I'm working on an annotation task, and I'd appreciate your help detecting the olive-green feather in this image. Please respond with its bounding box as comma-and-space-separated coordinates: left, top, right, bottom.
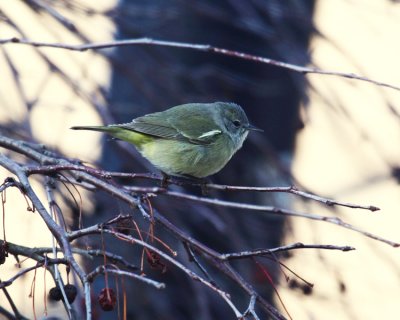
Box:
107, 104, 223, 145
165, 103, 223, 141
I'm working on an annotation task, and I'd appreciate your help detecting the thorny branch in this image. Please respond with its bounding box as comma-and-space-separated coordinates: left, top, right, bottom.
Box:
0, 37, 399, 92
0, 135, 398, 319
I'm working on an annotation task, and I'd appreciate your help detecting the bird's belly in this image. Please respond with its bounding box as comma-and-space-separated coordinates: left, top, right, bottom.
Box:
140, 139, 235, 178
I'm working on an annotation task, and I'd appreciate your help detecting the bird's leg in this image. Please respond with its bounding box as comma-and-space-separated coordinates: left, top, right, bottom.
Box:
199, 179, 210, 196
180, 176, 209, 195
180, 175, 210, 195
159, 173, 209, 195
160, 172, 171, 188
200, 185, 208, 196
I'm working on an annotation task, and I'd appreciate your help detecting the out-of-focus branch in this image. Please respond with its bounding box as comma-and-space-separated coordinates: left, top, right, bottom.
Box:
0, 286, 29, 320
0, 37, 399, 92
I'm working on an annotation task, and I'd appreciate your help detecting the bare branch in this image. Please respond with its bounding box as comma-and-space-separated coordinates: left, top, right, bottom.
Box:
25, 165, 380, 212
26, 0, 78, 32
0, 153, 92, 319
183, 243, 216, 286
71, 228, 244, 319
220, 243, 355, 261
87, 265, 165, 289
1, 134, 398, 320
148, 189, 399, 247
205, 184, 380, 212
0, 260, 66, 290
241, 295, 260, 320
0, 37, 399, 91
1, 134, 397, 248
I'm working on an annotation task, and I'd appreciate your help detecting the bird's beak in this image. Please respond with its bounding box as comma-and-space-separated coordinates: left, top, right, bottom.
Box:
245, 124, 263, 132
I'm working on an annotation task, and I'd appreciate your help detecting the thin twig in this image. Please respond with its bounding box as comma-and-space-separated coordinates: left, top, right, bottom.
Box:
157, 190, 399, 247
25, 165, 379, 212
87, 265, 165, 289
183, 243, 217, 287
20, 245, 138, 271
206, 184, 380, 212
0, 37, 399, 91
220, 243, 355, 261
44, 177, 73, 318
241, 295, 260, 320
72, 228, 244, 318
0, 261, 65, 289
26, 0, 78, 32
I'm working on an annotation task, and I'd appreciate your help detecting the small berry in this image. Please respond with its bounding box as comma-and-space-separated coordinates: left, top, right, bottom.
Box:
115, 218, 134, 235
98, 288, 116, 311
147, 252, 167, 274
48, 287, 62, 301
64, 284, 77, 303
0, 243, 8, 265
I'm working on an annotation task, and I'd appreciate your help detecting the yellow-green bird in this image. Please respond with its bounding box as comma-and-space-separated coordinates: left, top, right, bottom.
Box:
71, 102, 262, 178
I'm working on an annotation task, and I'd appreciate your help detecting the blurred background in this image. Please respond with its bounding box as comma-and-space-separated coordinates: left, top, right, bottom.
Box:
0, 0, 399, 319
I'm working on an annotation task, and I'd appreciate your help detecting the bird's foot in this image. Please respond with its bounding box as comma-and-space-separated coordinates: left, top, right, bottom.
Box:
160, 172, 171, 188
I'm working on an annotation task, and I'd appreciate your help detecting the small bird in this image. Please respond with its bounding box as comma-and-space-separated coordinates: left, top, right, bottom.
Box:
71, 102, 262, 178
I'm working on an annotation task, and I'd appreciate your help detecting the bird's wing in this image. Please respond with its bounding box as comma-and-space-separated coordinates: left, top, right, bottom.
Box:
167, 104, 223, 144
116, 105, 223, 145
115, 113, 182, 140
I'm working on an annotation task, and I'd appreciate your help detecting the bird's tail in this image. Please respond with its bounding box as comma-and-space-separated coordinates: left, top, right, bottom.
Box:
71, 125, 148, 148
70, 125, 112, 132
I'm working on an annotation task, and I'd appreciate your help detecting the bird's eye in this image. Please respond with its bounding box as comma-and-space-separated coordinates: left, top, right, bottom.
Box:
233, 120, 241, 127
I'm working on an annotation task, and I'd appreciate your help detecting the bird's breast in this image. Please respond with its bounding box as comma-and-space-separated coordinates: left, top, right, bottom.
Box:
139, 134, 237, 178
